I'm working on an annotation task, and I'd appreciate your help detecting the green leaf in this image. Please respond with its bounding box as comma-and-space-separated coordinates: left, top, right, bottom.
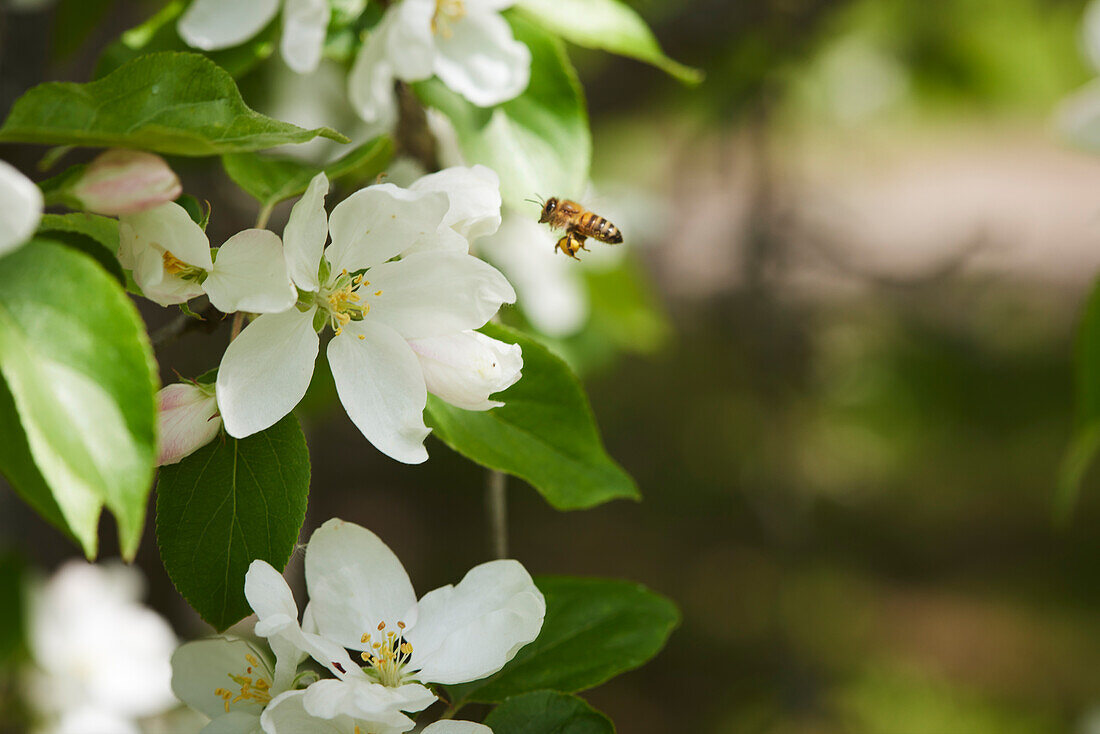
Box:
0, 240, 159, 559
95, 1, 276, 80
0, 52, 347, 156
415, 14, 589, 210
37, 213, 124, 285
448, 576, 678, 705
426, 323, 637, 510
156, 416, 311, 631
222, 135, 394, 218
514, 0, 701, 85
483, 691, 615, 734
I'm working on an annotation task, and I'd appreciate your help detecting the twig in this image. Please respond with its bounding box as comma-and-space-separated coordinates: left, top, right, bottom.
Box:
229, 312, 245, 341
486, 469, 508, 559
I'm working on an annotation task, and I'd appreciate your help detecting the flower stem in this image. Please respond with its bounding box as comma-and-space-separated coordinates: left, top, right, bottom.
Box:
486, 469, 508, 559
229, 312, 245, 341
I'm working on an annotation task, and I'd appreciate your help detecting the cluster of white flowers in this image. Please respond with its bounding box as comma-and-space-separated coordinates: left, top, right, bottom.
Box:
173, 518, 542, 734
178, 0, 531, 131
150, 164, 521, 466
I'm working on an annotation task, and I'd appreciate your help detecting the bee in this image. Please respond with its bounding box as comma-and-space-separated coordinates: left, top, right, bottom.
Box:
531, 197, 623, 260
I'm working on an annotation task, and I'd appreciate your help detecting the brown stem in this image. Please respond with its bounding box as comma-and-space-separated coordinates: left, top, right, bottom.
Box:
229, 312, 245, 341
395, 82, 440, 173
486, 469, 508, 559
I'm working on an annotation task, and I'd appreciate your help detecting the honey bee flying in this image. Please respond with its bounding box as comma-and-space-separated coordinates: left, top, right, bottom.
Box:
531, 197, 623, 260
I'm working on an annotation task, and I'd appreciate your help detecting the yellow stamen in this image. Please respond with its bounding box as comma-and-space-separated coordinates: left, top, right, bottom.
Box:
162, 251, 189, 275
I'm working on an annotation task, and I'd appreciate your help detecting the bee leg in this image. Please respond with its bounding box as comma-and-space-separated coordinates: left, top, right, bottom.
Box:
555, 234, 580, 260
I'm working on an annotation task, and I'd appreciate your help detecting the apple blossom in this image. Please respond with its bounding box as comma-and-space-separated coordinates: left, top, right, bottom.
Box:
69, 149, 181, 216
156, 382, 222, 466
25, 561, 177, 734
244, 519, 543, 729
118, 202, 297, 311
178, 0, 331, 74
0, 159, 43, 258
215, 171, 519, 464
348, 0, 531, 128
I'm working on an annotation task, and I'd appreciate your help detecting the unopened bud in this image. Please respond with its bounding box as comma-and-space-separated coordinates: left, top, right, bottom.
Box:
157, 382, 221, 465
71, 149, 182, 216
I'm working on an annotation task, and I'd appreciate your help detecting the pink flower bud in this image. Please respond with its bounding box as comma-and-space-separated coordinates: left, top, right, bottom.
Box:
71, 149, 182, 216
157, 383, 221, 466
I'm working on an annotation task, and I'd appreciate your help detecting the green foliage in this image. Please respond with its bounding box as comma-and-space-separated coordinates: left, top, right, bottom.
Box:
426, 323, 638, 510
0, 240, 158, 560
156, 416, 311, 630
448, 576, 678, 705
222, 135, 394, 219
36, 213, 124, 285
415, 14, 590, 210
0, 52, 347, 156
515, 0, 702, 85
483, 691, 615, 734
95, 1, 277, 80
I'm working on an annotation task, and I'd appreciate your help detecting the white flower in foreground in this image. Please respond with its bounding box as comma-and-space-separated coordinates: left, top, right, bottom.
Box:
118, 202, 297, 311
70, 149, 181, 216
215, 171, 518, 464
179, 0, 331, 74
246, 519, 543, 728
349, 0, 531, 128
157, 382, 222, 466
26, 561, 177, 734
0, 159, 43, 258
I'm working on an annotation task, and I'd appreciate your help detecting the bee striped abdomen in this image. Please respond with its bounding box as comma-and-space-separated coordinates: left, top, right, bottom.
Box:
579, 212, 623, 244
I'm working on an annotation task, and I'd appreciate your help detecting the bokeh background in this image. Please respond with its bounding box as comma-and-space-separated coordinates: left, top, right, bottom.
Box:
6, 0, 1100, 732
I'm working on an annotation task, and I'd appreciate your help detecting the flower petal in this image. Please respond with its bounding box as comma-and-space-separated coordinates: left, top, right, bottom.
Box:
281, 0, 331, 73
171, 638, 272, 719
178, 0, 279, 51
70, 150, 181, 216
133, 245, 206, 306
422, 722, 494, 734
433, 10, 531, 107
408, 560, 545, 685
304, 519, 418, 651
410, 165, 502, 242
386, 0, 436, 81
302, 679, 434, 723
262, 690, 360, 734
409, 331, 522, 410
245, 560, 300, 630
216, 309, 320, 438
156, 383, 221, 465
118, 201, 212, 271
361, 251, 515, 339
201, 711, 263, 734
284, 172, 329, 292
326, 184, 449, 273
348, 24, 399, 127
328, 322, 431, 464
0, 160, 42, 258
203, 229, 297, 314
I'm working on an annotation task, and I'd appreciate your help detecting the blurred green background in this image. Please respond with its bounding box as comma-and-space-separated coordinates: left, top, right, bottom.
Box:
6, 0, 1100, 732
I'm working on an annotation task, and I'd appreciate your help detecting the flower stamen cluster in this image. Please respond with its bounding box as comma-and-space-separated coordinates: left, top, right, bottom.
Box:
320, 269, 372, 335
432, 0, 466, 37
161, 249, 205, 281
213, 653, 273, 712
360, 621, 415, 687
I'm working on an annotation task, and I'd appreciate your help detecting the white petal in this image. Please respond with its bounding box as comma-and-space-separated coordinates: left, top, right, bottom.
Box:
156, 383, 221, 465
171, 638, 272, 719
304, 518, 419, 651
204, 229, 297, 314
55, 708, 141, 734
302, 679, 433, 723
133, 245, 206, 306
408, 560, 544, 685
262, 690, 358, 734
328, 322, 431, 464
433, 10, 531, 107
216, 309, 319, 438
118, 201, 212, 270
361, 251, 515, 339
479, 215, 588, 337
386, 0, 436, 81
410, 165, 502, 242
0, 160, 42, 257
422, 723, 494, 734
326, 183, 449, 273
281, 0, 331, 74
178, 0, 279, 50
245, 560, 299, 629
409, 331, 521, 410
284, 172, 329, 292
348, 24, 399, 127
424, 108, 468, 168
203, 711, 264, 734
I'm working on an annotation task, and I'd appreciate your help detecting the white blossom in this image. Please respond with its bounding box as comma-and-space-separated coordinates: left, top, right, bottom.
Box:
215, 170, 518, 464
349, 0, 531, 128
156, 382, 222, 466
0, 159, 43, 258
25, 561, 177, 734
